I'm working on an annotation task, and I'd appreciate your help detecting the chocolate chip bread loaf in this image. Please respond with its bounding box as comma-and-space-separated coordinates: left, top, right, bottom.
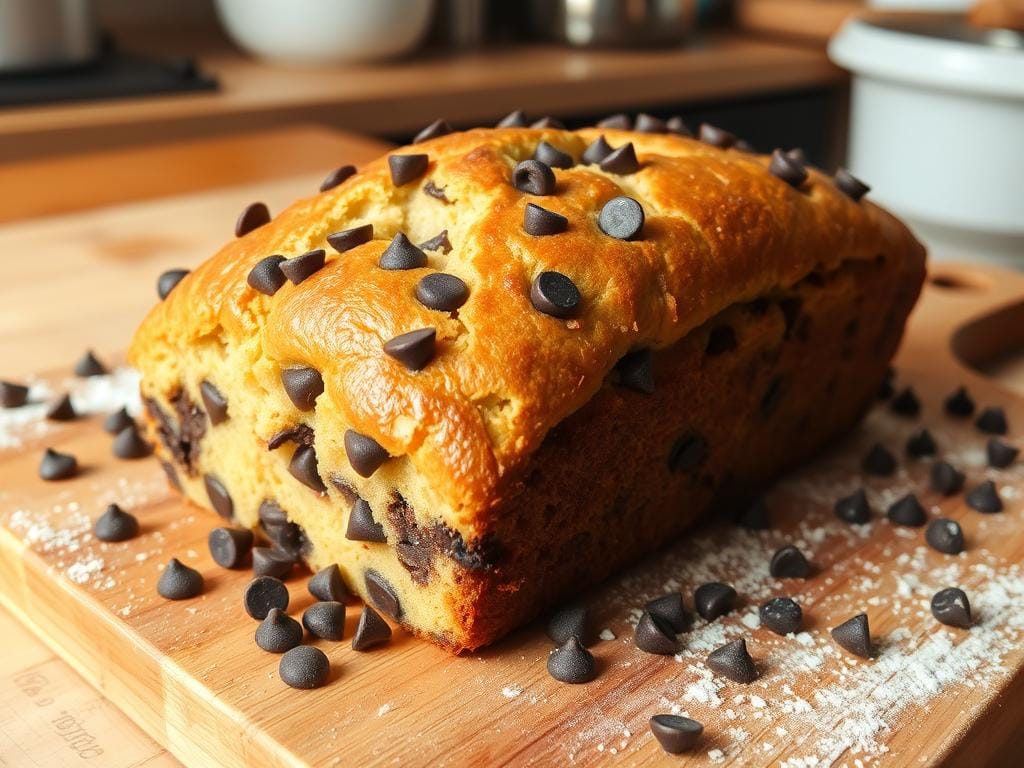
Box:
129, 120, 925, 652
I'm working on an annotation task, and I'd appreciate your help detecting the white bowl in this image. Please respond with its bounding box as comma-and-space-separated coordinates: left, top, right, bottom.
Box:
215, 0, 435, 65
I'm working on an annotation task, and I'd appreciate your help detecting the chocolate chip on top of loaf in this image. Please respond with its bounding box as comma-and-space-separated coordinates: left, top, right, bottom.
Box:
128, 118, 925, 652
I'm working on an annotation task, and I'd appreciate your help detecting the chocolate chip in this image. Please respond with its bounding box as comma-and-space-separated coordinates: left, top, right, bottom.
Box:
666, 116, 692, 136
599, 142, 640, 175
906, 428, 937, 458
255, 608, 303, 653
769, 148, 808, 188
94, 503, 139, 542
280, 367, 324, 412
244, 575, 289, 619
46, 394, 76, 421
699, 123, 736, 148
496, 109, 528, 128
925, 518, 965, 555
352, 605, 392, 650
987, 438, 1018, 469
786, 148, 807, 164
289, 445, 326, 493
975, 406, 1008, 435
598, 196, 644, 240
423, 180, 449, 202
235, 202, 270, 237
415, 273, 469, 313
319, 164, 356, 192
634, 113, 666, 133
760, 597, 802, 635
327, 223, 373, 254
157, 558, 203, 600
512, 159, 556, 196
419, 230, 452, 253
596, 113, 631, 130
634, 611, 678, 655
547, 604, 589, 645
547, 636, 596, 684
200, 380, 228, 425
944, 386, 975, 418
524, 203, 568, 236
344, 500, 385, 545
384, 327, 436, 371
668, 433, 708, 473
253, 547, 294, 579
113, 424, 153, 460
862, 443, 897, 476
530, 271, 580, 318
834, 488, 872, 524
835, 168, 870, 202
279, 645, 330, 689
379, 232, 428, 270
309, 564, 349, 602
831, 613, 872, 658
0, 381, 29, 408
650, 715, 703, 754
931, 587, 971, 629
208, 527, 253, 568
966, 480, 1003, 513
531, 116, 564, 129
533, 141, 573, 169
344, 431, 390, 478
203, 474, 234, 519
74, 350, 108, 377
706, 638, 757, 683
247, 255, 287, 296
581, 136, 613, 165
887, 494, 927, 527
280, 249, 326, 286
157, 269, 189, 300
694, 582, 736, 621
268, 423, 314, 451
646, 593, 688, 633
736, 498, 771, 530
39, 448, 78, 480
890, 387, 921, 417
770, 545, 810, 578
930, 461, 965, 496
614, 348, 654, 394
303, 601, 346, 641
365, 570, 402, 618
413, 118, 452, 143
388, 153, 429, 186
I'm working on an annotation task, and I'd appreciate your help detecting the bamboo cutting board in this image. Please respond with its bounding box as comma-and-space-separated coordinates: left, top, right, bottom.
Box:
1, 249, 1023, 767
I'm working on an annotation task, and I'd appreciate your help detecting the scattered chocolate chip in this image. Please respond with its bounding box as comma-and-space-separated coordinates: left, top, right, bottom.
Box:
379, 232, 428, 270
596, 113, 631, 130
735, 140, 756, 153
930, 461, 965, 496
966, 480, 1003, 513
303, 601, 346, 641
831, 613, 872, 658
524, 202, 568, 236
547, 604, 589, 645
46, 394, 76, 421
309, 564, 348, 602
634, 113, 666, 133
419, 230, 451, 253
157, 269, 189, 300
94, 503, 139, 542
327, 223, 373, 254
770, 545, 810, 578
547, 636, 596, 684
926, 518, 965, 555
598, 195, 644, 240
834, 488, 872, 524
530, 271, 580, 318
581, 135, 613, 165
279, 645, 330, 689
113, 424, 152, 460
280, 367, 324, 412
890, 387, 921, 417
533, 141, 573, 169
975, 406, 1008, 435
74, 350, 108, 377
835, 168, 870, 201
694, 582, 736, 621
931, 587, 972, 628
344, 431, 390, 478
699, 123, 736, 148
614, 348, 654, 394
39, 448, 78, 481
255, 608, 303, 653
365, 570, 402, 619
666, 116, 692, 136
415, 272, 469, 312
247, 255, 288, 296
423, 180, 449, 201
203, 474, 234, 519
289, 445, 327, 493
352, 605, 392, 650
512, 159, 556, 196
253, 547, 294, 579
906, 428, 937, 458
944, 386, 975, 418
531, 116, 565, 129
862, 443, 897, 476
280, 249, 326, 285
987, 438, 1018, 469
707, 638, 757, 683
346, 498, 387, 542
157, 558, 203, 600
769, 149, 808, 188
887, 494, 927, 527
413, 118, 452, 143
235, 202, 270, 237
383, 327, 437, 371
634, 611, 678, 655
244, 575, 289, 620
650, 715, 702, 754
208, 527, 253, 568
496, 109, 528, 128
759, 597, 802, 635
736, 498, 771, 530
668, 433, 708, 473
599, 142, 640, 175
268, 423, 314, 451
786, 148, 807, 164
388, 153, 429, 186
0, 381, 29, 408
319, 164, 356, 192
200, 380, 228, 425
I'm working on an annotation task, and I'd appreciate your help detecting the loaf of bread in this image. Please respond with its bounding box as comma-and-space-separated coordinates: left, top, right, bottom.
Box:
129, 120, 925, 652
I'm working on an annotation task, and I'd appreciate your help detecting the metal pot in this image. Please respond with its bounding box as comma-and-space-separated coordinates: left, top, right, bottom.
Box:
529, 0, 696, 48
0, 0, 100, 73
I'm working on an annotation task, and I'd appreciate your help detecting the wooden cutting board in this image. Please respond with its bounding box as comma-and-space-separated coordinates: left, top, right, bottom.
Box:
1, 251, 1023, 767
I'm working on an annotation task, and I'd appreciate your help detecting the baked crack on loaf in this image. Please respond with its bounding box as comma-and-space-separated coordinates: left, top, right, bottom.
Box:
129, 122, 926, 652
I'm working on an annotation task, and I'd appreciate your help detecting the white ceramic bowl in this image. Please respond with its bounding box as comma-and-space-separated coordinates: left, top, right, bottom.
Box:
215, 0, 435, 65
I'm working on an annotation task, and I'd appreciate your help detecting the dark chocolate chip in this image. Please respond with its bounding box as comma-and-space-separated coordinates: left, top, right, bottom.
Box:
599, 142, 640, 175
0, 381, 29, 408
736, 498, 771, 530
598, 196, 644, 240
303, 601, 346, 641
512, 159, 556, 196
255, 608, 303, 653
944, 386, 975, 418
699, 123, 736, 149
831, 613, 872, 658
113, 424, 152, 459
770, 545, 810, 578
280, 367, 324, 412
596, 113, 631, 130
614, 348, 654, 394
74, 350, 108, 377
531, 116, 565, 129
646, 593, 688, 633
346, 498, 388, 543
289, 445, 327, 493
94, 503, 139, 542
931, 587, 972, 629
547, 636, 596, 684
581, 136, 613, 165
530, 271, 580, 319
253, 547, 294, 579
694, 582, 736, 621
835, 168, 870, 202
388, 153, 429, 186
966, 480, 1003, 513
735, 140, 756, 152
523, 202, 568, 236
235, 202, 270, 237
834, 488, 872, 524
365, 570, 402, 619
258, 498, 289, 528
244, 575, 289, 620
279, 645, 330, 689
547, 604, 589, 645
930, 461, 965, 496
157, 269, 189, 300
309, 564, 349, 602
247, 255, 288, 296
650, 715, 703, 754
46, 394, 76, 421
759, 597, 803, 635
419, 230, 452, 253
926, 518, 965, 555
634, 113, 666, 133
352, 605, 392, 650
280, 249, 326, 285
268, 423, 314, 451
906, 428, 937, 458
668, 433, 708, 473
344, 431, 390, 478
705, 325, 737, 356
706, 638, 757, 683
533, 141, 573, 169
327, 223, 373, 253
39, 448, 78, 481
666, 116, 692, 136
975, 406, 1008, 435
496, 109, 528, 128
423, 180, 449, 202
887, 494, 927, 527
786, 148, 807, 164
987, 438, 1018, 469
862, 443, 897, 476
200, 380, 228, 425
208, 527, 253, 569
383, 327, 436, 371
319, 164, 356, 192
157, 558, 203, 600
890, 387, 921, 417
203, 474, 234, 519
634, 611, 678, 655
413, 118, 452, 144
416, 273, 469, 312
379, 232, 428, 270
769, 148, 808, 188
